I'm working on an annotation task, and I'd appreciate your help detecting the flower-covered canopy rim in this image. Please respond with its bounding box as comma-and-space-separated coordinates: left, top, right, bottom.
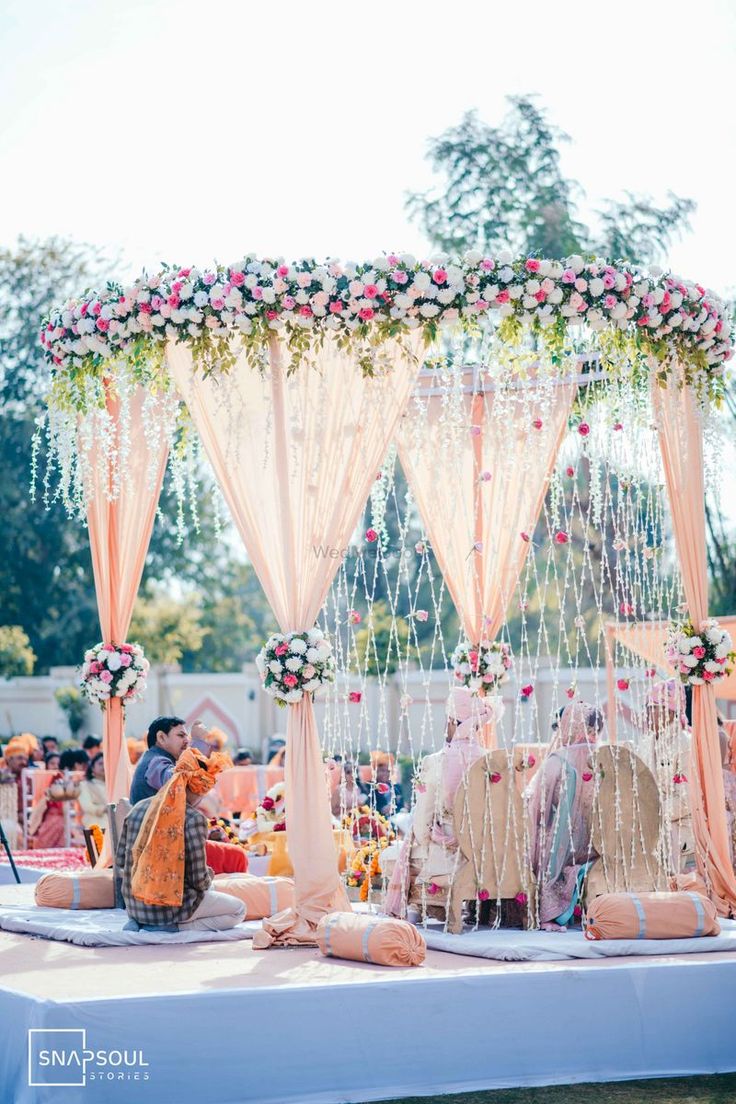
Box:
40, 251, 733, 412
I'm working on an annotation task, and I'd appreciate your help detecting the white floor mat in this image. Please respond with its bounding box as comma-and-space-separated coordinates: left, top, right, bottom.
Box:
420, 917, 736, 960
0, 903, 261, 946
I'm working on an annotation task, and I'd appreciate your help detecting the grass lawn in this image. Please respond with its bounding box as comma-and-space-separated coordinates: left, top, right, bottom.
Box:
374, 1075, 736, 1104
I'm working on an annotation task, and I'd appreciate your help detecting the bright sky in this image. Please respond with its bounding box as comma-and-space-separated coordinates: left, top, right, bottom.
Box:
1, 0, 735, 296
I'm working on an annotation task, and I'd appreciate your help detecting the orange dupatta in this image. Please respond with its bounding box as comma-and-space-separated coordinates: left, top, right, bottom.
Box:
130, 749, 230, 907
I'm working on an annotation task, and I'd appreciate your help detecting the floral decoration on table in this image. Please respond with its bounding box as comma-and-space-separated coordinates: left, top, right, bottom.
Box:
451, 640, 513, 693
40, 253, 733, 409
87, 823, 105, 859
207, 817, 248, 848
256, 628, 335, 706
665, 618, 735, 686
250, 782, 286, 834
346, 840, 386, 901
342, 804, 395, 845
79, 642, 149, 707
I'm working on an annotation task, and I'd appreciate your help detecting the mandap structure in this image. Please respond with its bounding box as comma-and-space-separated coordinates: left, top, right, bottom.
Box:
36, 249, 736, 943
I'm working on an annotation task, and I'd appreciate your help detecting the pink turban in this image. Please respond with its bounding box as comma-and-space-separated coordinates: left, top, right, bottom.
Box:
646, 678, 686, 715
447, 687, 498, 742
446, 686, 475, 724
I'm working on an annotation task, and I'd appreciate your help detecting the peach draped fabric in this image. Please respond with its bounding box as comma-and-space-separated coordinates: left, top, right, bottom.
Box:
86, 387, 169, 803
397, 375, 576, 746
651, 372, 736, 914
168, 333, 423, 945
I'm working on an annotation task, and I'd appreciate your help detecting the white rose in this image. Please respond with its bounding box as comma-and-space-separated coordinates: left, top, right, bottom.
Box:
306, 647, 320, 663
715, 644, 729, 659
689, 636, 703, 649
400, 253, 416, 267
682, 655, 699, 668
499, 266, 514, 283
705, 627, 722, 644
548, 287, 563, 305
302, 679, 320, 692
268, 661, 283, 675
508, 285, 524, 300
106, 653, 122, 672
419, 303, 440, 317
704, 661, 721, 673
285, 689, 304, 703
463, 250, 483, 266
589, 278, 604, 297
568, 255, 585, 274
289, 637, 308, 654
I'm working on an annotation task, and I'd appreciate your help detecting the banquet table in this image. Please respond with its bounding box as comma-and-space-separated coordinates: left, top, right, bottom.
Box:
215, 766, 284, 818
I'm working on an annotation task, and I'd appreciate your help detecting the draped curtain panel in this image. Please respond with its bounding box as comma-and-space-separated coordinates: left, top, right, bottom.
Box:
651, 372, 736, 914
397, 374, 576, 745
168, 333, 423, 945
85, 387, 170, 804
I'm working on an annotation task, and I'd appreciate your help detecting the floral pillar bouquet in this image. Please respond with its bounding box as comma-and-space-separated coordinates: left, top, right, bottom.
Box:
256, 628, 335, 706
450, 640, 513, 694
665, 618, 735, 686
79, 642, 149, 707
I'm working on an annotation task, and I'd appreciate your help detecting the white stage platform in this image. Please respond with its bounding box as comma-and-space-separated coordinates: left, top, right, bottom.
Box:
1, 885, 736, 1104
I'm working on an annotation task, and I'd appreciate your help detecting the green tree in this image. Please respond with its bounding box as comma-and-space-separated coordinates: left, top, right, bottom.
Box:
354, 598, 411, 677
129, 585, 207, 667
407, 97, 694, 264
54, 686, 88, 737
180, 561, 271, 672
0, 625, 36, 677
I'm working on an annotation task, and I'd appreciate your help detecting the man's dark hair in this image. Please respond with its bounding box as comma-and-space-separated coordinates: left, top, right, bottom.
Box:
41, 736, 58, 751
86, 752, 104, 781
146, 716, 185, 750
82, 734, 102, 751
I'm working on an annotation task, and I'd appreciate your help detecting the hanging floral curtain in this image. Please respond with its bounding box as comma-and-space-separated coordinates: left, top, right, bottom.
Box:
168, 333, 423, 946
397, 371, 576, 742
651, 370, 736, 914
85, 386, 171, 803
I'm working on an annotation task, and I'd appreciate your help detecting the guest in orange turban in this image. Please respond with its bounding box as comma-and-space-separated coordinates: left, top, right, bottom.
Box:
116, 749, 245, 932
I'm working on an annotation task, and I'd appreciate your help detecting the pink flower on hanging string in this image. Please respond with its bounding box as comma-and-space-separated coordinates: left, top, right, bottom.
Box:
582, 771, 594, 782
566, 687, 576, 699
573, 905, 582, 920
532, 418, 543, 430
376, 783, 390, 794
470, 425, 482, 437
515, 892, 528, 906
415, 541, 426, 554
415, 782, 427, 794
520, 532, 531, 543
554, 531, 569, 545
478, 889, 490, 901
526, 755, 536, 768
479, 470, 492, 482
646, 667, 657, 678
415, 610, 429, 622
521, 684, 534, 699
489, 772, 502, 784
613, 422, 624, 431
620, 602, 634, 616
427, 883, 440, 896
349, 691, 362, 703
674, 773, 688, 784
348, 609, 362, 625
578, 422, 590, 437
473, 541, 483, 553
566, 466, 575, 477
365, 529, 378, 543
617, 678, 630, 691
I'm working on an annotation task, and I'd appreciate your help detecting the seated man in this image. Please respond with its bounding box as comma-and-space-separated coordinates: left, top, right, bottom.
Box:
116, 748, 245, 932
130, 716, 190, 804
361, 752, 404, 817
384, 688, 496, 917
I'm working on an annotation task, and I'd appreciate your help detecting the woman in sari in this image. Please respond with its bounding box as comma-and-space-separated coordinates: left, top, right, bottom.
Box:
527, 700, 603, 930
643, 679, 694, 874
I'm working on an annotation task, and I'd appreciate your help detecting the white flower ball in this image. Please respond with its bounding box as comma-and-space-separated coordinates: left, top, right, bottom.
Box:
285, 656, 303, 672
269, 660, 284, 675
289, 637, 308, 654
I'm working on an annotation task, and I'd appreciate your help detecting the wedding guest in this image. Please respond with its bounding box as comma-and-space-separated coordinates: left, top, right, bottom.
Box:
331, 759, 363, 817
41, 736, 59, 757
44, 752, 61, 771
1, 737, 30, 825
719, 725, 736, 866
130, 716, 190, 804
59, 748, 90, 772
82, 734, 103, 753
126, 736, 146, 765
643, 679, 694, 874
234, 749, 254, 766
527, 700, 603, 930
27, 772, 66, 848
117, 748, 245, 932
79, 753, 109, 832
362, 753, 404, 816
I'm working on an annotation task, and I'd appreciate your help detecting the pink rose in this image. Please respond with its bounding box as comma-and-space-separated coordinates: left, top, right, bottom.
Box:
515, 892, 528, 906
532, 418, 543, 430
470, 425, 482, 436
252, 286, 264, 300
273, 821, 286, 832
489, 772, 502, 784
565, 465, 575, 477
495, 289, 510, 304
692, 646, 706, 659
299, 305, 313, 317
283, 674, 298, 688
261, 796, 275, 811
566, 687, 575, 699
96, 318, 110, 332
365, 529, 378, 543
525, 259, 541, 272
349, 691, 362, 703
415, 610, 429, 622
582, 771, 593, 782
282, 296, 296, 310
329, 300, 343, 314
427, 883, 440, 896
604, 295, 617, 310
703, 671, 715, 681
348, 610, 362, 625
561, 268, 576, 284
526, 755, 536, 768
363, 284, 378, 299
613, 422, 623, 431
358, 307, 375, 321
478, 889, 490, 901
230, 271, 245, 286
210, 297, 225, 311
521, 684, 534, 698
617, 678, 629, 691
119, 653, 132, 667
433, 268, 447, 284
578, 422, 590, 437
100, 671, 113, 684
277, 265, 290, 278
554, 531, 569, 545
275, 643, 289, 656
392, 269, 408, 285
302, 665, 316, 679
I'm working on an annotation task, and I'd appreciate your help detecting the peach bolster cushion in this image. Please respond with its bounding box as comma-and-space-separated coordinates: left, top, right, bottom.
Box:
34, 870, 115, 910
584, 891, 720, 941
316, 911, 426, 966
213, 873, 294, 919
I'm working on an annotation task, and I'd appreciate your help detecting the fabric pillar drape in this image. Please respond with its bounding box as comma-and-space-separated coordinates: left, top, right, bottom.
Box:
651, 371, 736, 914
167, 333, 423, 945
397, 375, 576, 744
85, 387, 170, 803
